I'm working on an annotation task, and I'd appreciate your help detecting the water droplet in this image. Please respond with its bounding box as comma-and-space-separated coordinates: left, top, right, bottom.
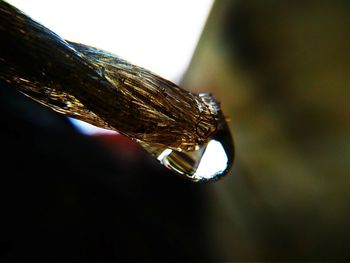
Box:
141, 113, 234, 182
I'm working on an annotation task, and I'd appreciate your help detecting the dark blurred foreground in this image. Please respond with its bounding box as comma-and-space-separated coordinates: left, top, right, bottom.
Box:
0, 85, 213, 262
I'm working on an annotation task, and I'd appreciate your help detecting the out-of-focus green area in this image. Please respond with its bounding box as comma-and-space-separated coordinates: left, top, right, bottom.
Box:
183, 0, 350, 260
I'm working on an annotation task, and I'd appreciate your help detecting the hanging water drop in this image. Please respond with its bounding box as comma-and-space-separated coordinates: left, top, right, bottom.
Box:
141, 112, 234, 182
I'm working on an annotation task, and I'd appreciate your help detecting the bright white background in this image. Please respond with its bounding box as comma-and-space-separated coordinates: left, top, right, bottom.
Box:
7, 0, 213, 82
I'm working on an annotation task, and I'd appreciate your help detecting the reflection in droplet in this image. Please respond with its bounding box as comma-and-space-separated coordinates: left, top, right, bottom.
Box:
141, 113, 234, 182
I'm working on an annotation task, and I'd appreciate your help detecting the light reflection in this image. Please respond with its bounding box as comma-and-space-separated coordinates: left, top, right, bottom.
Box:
68, 118, 118, 135
157, 149, 173, 162
194, 140, 228, 180
147, 113, 234, 182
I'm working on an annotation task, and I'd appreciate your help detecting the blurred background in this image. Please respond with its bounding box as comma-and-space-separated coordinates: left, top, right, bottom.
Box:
183, 0, 350, 260
2, 0, 350, 261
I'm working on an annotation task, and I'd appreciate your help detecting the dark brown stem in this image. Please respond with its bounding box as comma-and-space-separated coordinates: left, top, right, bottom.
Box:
0, 0, 219, 151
